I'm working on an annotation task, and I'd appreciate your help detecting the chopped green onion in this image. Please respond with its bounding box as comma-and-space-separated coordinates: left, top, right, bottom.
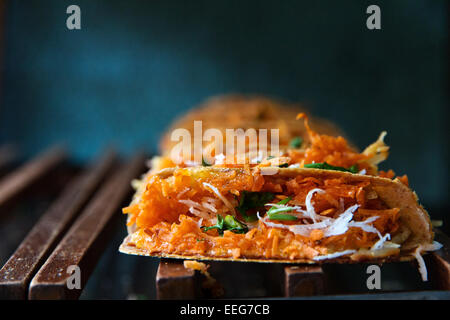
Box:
277, 196, 292, 205
202, 214, 224, 235
304, 162, 359, 174
201, 214, 248, 236
348, 164, 359, 173
223, 215, 248, 234
267, 206, 295, 215
266, 197, 292, 215
267, 213, 298, 221
236, 191, 274, 222
289, 137, 303, 149
266, 196, 298, 221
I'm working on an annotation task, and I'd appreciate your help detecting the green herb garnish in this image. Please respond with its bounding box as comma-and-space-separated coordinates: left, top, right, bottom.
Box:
289, 137, 303, 149
348, 164, 359, 174
202, 214, 224, 234
201, 214, 248, 236
266, 196, 298, 221
268, 213, 299, 221
304, 162, 359, 174
267, 206, 295, 215
277, 197, 292, 205
236, 191, 275, 222
224, 215, 248, 233
279, 163, 289, 168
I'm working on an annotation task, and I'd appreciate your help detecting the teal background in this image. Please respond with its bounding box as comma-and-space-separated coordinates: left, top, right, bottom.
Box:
0, 1, 448, 209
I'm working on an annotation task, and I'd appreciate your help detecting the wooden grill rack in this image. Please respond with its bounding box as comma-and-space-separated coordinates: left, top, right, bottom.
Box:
0, 145, 449, 300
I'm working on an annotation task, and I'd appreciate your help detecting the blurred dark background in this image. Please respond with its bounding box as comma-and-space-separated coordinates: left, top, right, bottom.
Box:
0, 1, 448, 214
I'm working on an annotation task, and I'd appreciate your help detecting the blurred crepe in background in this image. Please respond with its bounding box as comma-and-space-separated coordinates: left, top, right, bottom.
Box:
159, 94, 351, 161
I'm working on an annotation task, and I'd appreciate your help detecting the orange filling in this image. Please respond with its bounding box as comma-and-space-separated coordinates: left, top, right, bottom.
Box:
123, 168, 400, 260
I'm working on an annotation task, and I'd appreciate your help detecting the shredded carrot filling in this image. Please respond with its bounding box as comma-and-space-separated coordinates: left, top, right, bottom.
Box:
123, 168, 401, 260
289, 113, 369, 170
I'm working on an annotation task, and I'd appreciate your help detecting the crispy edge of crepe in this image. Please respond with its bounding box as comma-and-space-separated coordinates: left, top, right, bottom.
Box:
120, 167, 434, 263
118, 238, 417, 264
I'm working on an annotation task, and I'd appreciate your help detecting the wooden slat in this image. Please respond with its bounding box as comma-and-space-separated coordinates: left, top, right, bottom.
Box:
156, 259, 197, 299
0, 150, 116, 299
0, 146, 66, 209
284, 265, 325, 297
28, 153, 146, 300
429, 229, 450, 290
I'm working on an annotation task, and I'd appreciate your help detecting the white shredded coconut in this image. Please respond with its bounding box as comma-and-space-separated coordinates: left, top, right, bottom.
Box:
259, 188, 382, 240
371, 233, 391, 250
185, 160, 201, 166
348, 216, 381, 238
304, 188, 325, 222
423, 241, 443, 251
201, 201, 218, 213
178, 199, 216, 220
203, 182, 235, 214
250, 151, 265, 164
214, 153, 226, 165
414, 247, 429, 281
176, 187, 190, 199
323, 204, 359, 237
288, 221, 331, 237
178, 199, 201, 208
414, 241, 443, 281
313, 250, 356, 261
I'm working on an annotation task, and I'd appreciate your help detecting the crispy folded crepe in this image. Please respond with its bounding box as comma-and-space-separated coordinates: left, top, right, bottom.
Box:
120, 166, 438, 283
121, 110, 441, 281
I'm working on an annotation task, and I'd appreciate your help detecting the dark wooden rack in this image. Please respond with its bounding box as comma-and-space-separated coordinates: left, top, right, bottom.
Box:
0, 146, 146, 299
0, 145, 449, 300
156, 230, 450, 299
